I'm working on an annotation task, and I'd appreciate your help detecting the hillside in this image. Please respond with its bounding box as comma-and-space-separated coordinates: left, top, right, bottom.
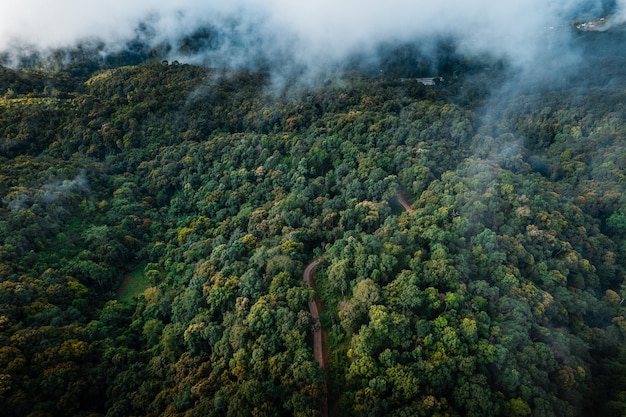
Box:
1, 59, 626, 417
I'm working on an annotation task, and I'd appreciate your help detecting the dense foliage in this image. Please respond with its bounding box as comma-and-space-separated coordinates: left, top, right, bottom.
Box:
1, 55, 625, 417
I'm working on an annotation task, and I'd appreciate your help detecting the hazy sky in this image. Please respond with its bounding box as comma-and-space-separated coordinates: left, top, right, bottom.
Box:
0, 0, 617, 70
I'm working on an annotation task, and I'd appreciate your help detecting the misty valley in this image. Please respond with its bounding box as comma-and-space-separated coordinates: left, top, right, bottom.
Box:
1, 16, 626, 417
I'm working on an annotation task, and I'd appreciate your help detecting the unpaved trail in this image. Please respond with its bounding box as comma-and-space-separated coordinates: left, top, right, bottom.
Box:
302, 194, 412, 416
303, 260, 324, 367
303, 259, 328, 417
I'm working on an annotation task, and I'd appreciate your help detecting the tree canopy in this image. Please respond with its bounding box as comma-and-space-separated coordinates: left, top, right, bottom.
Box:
1, 51, 626, 417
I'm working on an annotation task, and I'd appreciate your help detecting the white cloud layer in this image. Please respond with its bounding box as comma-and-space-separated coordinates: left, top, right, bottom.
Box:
0, 0, 612, 71
611, 0, 626, 24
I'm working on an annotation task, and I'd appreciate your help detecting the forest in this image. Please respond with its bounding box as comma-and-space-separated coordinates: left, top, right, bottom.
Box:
1, 37, 626, 417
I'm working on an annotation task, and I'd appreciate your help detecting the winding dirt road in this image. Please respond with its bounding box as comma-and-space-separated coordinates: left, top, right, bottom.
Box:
302, 259, 329, 417
303, 260, 324, 367
302, 194, 412, 416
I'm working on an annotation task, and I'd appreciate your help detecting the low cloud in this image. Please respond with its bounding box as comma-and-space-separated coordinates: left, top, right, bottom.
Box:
40, 171, 89, 205
0, 0, 608, 78
608, 0, 626, 25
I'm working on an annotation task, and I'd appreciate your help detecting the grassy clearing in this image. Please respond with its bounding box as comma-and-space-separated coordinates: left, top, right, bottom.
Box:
116, 262, 149, 303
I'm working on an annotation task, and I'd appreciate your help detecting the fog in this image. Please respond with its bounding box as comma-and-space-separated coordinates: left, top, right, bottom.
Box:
611, 0, 626, 24
0, 0, 615, 78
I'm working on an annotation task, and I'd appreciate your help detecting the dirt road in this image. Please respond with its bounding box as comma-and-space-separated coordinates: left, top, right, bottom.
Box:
302, 259, 328, 417
301, 194, 411, 416
303, 260, 324, 367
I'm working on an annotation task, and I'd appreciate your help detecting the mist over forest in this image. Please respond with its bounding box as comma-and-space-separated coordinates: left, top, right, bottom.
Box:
1, 1, 626, 417
0, 0, 622, 80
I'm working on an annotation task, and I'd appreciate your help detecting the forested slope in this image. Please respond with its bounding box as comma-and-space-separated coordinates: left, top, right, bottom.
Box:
1, 60, 625, 417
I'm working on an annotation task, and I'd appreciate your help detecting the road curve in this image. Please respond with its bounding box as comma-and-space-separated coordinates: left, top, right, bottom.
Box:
302, 259, 329, 417
302, 194, 411, 416
303, 260, 324, 367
